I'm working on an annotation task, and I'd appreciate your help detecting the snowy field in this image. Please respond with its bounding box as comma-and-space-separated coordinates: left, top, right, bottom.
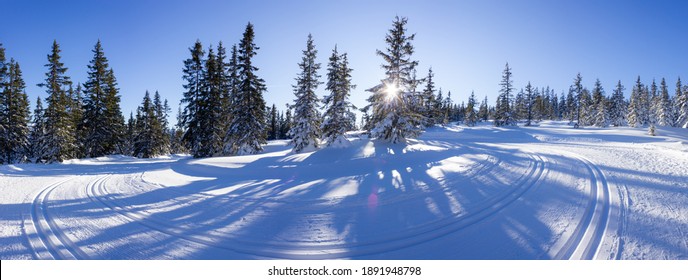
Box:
1, 121, 687, 260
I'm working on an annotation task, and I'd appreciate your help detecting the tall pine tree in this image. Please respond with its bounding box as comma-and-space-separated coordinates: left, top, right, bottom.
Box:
38, 40, 75, 162
225, 22, 268, 155
656, 78, 674, 126
366, 16, 422, 143
29, 97, 48, 163
82, 40, 124, 157
495, 63, 515, 126
0, 60, 30, 164
609, 80, 626, 127
322, 46, 356, 147
180, 40, 205, 156
289, 34, 322, 153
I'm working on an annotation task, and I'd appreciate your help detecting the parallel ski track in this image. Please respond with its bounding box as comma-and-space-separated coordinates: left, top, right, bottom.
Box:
87, 153, 547, 259
23, 177, 89, 260
553, 155, 615, 260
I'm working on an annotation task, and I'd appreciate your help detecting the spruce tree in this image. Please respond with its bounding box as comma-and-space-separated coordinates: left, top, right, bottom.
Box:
268, 104, 278, 140
0, 45, 7, 161
524, 82, 534, 126
569, 73, 585, 127
29, 97, 48, 163
435, 89, 445, 124
494, 63, 515, 126
38, 40, 75, 162
627, 77, 645, 127
197, 46, 224, 157
153, 91, 171, 155
676, 77, 688, 128
180, 40, 205, 156
82, 40, 124, 157
656, 78, 674, 126
289, 34, 322, 153
225, 22, 268, 155
478, 95, 489, 122
134, 91, 157, 158
591, 79, 608, 127
421, 68, 437, 126
1, 61, 31, 164
322, 46, 356, 147
609, 81, 626, 127
464, 91, 478, 126
70, 83, 85, 158
366, 16, 422, 143
123, 112, 135, 156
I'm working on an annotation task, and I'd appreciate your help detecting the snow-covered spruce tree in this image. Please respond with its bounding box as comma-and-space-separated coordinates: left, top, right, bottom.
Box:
366, 16, 422, 143
656, 78, 674, 126
82, 40, 124, 157
0, 60, 31, 164
280, 107, 293, 140
442, 91, 453, 123
569, 73, 587, 127
180, 40, 205, 156
591, 79, 608, 127
123, 112, 135, 156
514, 88, 526, 121
674, 78, 688, 128
494, 63, 515, 126
268, 104, 278, 140
196, 46, 224, 157
524, 82, 535, 126
104, 69, 126, 154
609, 80, 626, 127
435, 89, 446, 124
0, 44, 7, 141
478, 95, 489, 122
170, 105, 188, 154
322, 46, 356, 147
420, 68, 437, 126
133, 91, 164, 158
627, 77, 651, 127
217, 42, 232, 127
70, 83, 85, 158
153, 91, 171, 155
289, 34, 322, 153
38, 40, 76, 162
29, 97, 48, 163
225, 22, 268, 155
464, 91, 478, 126
649, 79, 659, 125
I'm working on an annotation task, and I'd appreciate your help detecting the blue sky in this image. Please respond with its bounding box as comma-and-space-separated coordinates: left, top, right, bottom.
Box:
2, 0, 687, 122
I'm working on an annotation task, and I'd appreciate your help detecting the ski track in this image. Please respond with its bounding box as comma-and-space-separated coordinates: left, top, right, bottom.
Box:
22, 177, 88, 260
87, 153, 547, 259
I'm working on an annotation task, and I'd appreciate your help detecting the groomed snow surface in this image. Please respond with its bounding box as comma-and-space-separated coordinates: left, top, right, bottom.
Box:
1, 121, 687, 260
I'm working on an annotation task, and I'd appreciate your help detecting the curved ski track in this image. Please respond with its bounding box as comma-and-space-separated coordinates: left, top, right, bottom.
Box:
87, 153, 549, 259
23, 177, 89, 260
553, 154, 620, 260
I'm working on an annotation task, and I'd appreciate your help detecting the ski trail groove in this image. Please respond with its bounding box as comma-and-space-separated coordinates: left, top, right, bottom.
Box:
554, 155, 616, 260
88, 154, 547, 259
22, 177, 88, 260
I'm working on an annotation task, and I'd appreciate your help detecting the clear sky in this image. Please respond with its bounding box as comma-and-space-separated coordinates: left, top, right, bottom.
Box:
2, 0, 687, 122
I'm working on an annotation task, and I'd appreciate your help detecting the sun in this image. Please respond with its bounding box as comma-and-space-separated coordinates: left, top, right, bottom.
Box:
384, 82, 400, 102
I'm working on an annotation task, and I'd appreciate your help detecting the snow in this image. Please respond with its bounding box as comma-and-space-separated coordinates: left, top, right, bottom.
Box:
1, 121, 687, 259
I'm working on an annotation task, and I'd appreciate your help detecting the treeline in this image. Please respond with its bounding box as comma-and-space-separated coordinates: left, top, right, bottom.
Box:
1, 17, 687, 164
487, 64, 688, 129
1, 40, 128, 164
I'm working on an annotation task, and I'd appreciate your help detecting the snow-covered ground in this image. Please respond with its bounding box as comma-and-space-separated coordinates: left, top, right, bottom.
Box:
1, 121, 687, 260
